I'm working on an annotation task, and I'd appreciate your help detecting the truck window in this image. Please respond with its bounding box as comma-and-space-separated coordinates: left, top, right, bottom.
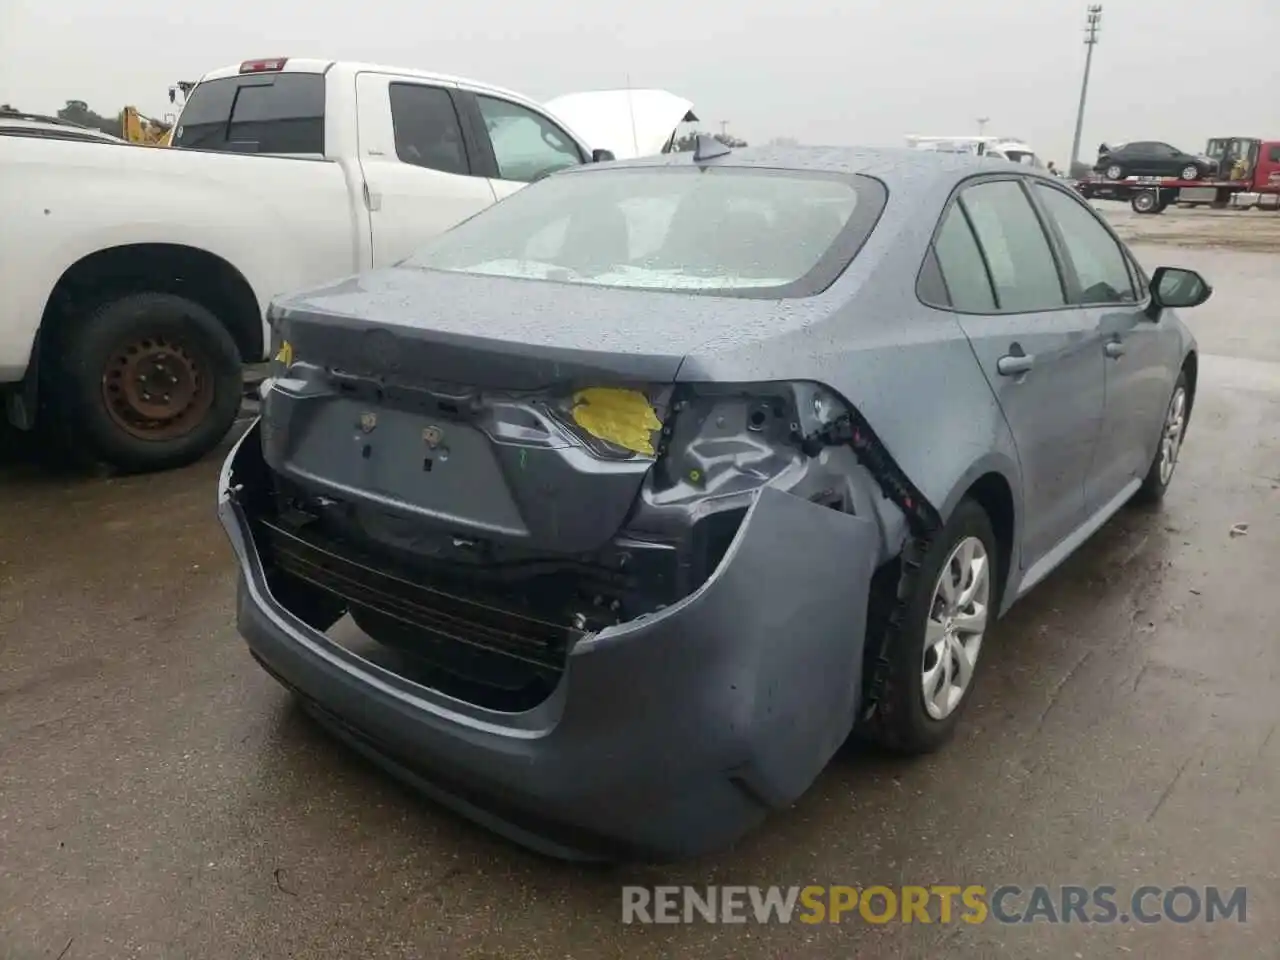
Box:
173, 74, 325, 154
475, 95, 583, 183
1269, 145, 1280, 164
388, 83, 470, 176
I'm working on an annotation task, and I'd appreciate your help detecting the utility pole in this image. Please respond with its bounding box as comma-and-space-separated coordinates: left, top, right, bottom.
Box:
1068, 4, 1103, 172
977, 117, 990, 136
719, 120, 729, 138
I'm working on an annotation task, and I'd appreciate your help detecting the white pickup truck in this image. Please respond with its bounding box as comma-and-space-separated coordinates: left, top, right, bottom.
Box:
0, 57, 695, 472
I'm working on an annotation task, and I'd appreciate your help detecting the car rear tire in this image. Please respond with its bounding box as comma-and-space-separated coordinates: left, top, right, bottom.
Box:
1105, 163, 1125, 180
1180, 164, 1200, 181
50, 292, 243, 473
1133, 370, 1190, 505
867, 498, 999, 755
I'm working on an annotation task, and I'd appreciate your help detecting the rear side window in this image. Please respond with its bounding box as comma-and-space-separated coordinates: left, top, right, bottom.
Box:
388, 83, 469, 176
173, 74, 325, 154
1269, 145, 1280, 164
932, 204, 997, 312
959, 180, 1065, 312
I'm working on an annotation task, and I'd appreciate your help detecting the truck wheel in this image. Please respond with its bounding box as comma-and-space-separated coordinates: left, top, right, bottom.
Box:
57, 292, 242, 473
1132, 190, 1160, 214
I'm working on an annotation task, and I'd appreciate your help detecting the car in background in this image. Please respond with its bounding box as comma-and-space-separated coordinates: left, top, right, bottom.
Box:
1095, 141, 1218, 181
0, 110, 123, 144
219, 142, 1211, 861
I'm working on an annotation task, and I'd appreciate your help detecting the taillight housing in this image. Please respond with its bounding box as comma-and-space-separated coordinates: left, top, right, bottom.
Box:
239, 58, 288, 74
548, 385, 672, 460
651, 381, 849, 494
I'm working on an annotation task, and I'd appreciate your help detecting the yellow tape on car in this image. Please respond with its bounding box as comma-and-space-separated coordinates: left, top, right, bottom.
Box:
570, 387, 662, 456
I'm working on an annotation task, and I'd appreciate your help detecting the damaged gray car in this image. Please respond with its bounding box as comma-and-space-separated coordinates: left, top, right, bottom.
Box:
218, 141, 1211, 861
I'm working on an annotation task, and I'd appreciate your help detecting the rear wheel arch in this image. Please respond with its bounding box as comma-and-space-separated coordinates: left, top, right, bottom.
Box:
959, 472, 1016, 610
33, 243, 259, 471
935, 461, 1020, 609
40, 242, 263, 363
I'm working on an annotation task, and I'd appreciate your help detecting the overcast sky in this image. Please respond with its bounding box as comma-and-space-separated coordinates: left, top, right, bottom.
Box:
2, 0, 1275, 164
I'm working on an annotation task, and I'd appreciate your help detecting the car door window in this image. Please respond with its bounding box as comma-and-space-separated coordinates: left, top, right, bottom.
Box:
931, 203, 997, 312
476, 95, 583, 183
1033, 184, 1137, 304
958, 180, 1065, 312
388, 83, 470, 175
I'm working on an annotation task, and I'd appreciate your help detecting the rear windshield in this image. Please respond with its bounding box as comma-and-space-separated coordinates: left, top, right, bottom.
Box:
404, 166, 886, 298
172, 73, 325, 154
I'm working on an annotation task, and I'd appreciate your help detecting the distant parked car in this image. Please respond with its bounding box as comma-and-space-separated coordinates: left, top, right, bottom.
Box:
1095, 141, 1218, 181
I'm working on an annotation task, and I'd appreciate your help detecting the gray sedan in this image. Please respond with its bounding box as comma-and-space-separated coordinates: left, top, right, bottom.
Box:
218, 142, 1210, 861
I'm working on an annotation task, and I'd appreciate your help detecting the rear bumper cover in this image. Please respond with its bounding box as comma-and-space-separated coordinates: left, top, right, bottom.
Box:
218, 422, 879, 861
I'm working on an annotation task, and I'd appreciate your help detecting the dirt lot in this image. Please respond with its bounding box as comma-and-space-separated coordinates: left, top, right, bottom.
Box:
1104, 202, 1280, 254
2, 206, 1278, 959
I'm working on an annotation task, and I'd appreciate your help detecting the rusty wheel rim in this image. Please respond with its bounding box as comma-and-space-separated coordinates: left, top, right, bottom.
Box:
101, 335, 214, 441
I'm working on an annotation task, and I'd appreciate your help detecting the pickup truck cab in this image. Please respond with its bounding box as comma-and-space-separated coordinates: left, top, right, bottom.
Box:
0, 57, 694, 472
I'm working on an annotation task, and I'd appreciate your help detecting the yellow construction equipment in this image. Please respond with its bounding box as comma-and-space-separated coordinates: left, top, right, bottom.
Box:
120, 106, 173, 146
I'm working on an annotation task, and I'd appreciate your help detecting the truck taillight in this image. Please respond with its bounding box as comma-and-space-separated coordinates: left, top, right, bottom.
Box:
239, 58, 288, 73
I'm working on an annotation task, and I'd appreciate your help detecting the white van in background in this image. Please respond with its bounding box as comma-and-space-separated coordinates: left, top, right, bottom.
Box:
905, 135, 1044, 168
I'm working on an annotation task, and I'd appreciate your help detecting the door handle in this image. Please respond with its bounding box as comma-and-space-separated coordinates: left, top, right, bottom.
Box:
1104, 340, 1126, 358
996, 353, 1036, 376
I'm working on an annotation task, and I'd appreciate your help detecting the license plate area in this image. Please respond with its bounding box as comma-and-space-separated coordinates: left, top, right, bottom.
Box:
280, 397, 530, 539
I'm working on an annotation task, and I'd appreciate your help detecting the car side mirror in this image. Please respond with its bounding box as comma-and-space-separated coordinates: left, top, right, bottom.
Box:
1146, 266, 1211, 319
591, 148, 616, 163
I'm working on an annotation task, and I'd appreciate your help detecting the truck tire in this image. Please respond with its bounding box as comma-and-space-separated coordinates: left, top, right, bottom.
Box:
54, 292, 242, 473
1132, 190, 1161, 214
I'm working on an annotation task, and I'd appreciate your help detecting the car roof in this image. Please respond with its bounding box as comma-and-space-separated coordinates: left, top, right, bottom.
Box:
567, 143, 1053, 190
0, 112, 123, 142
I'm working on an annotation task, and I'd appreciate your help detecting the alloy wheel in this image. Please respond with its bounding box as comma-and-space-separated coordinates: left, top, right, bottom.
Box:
921, 536, 991, 721
1158, 385, 1188, 486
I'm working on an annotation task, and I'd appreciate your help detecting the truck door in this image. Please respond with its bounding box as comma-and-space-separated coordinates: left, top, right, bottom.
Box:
1257, 142, 1280, 193
354, 73, 497, 268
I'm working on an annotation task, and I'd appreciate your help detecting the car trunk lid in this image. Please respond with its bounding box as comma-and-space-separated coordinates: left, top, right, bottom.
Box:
261, 266, 777, 556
